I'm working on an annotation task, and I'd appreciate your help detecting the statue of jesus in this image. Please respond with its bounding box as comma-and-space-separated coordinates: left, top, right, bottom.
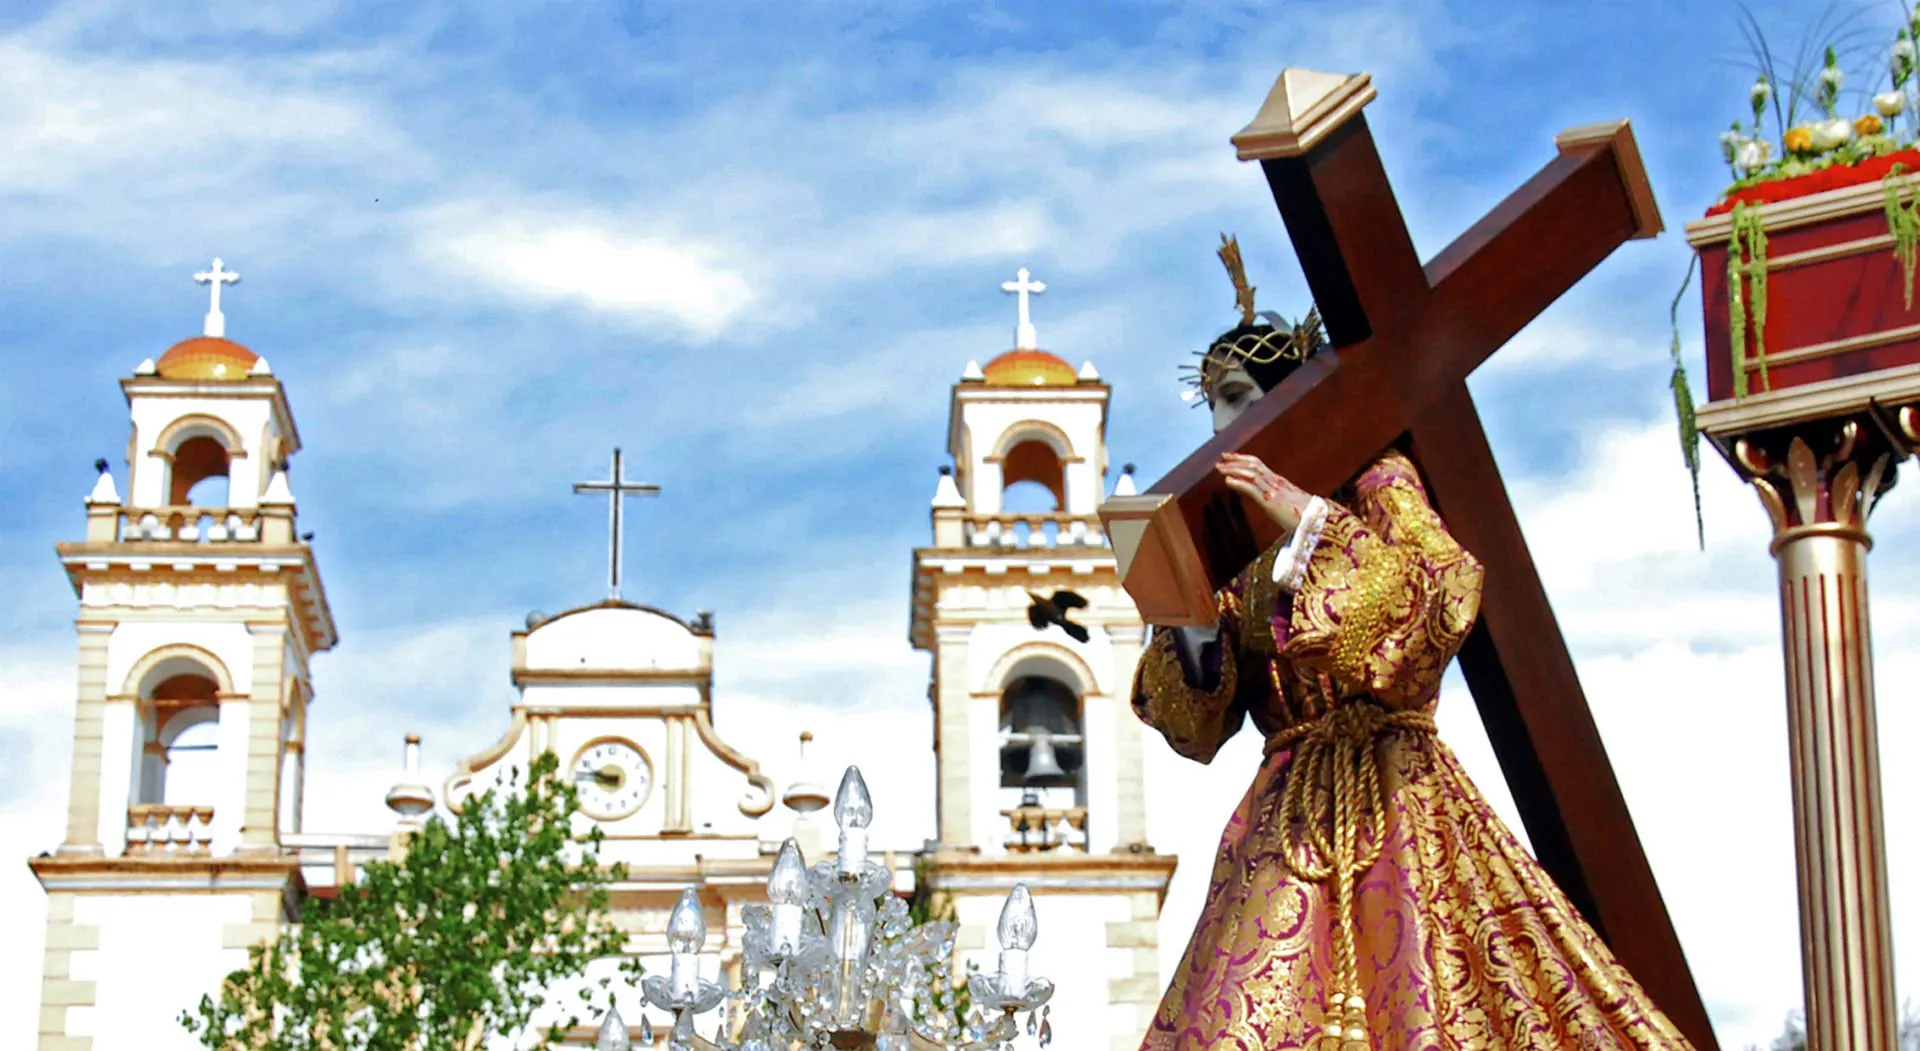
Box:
1131, 237, 1695, 1051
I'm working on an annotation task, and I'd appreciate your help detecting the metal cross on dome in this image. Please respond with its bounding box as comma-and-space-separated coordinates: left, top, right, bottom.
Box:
1001, 266, 1047, 349
194, 258, 240, 338
572, 447, 661, 601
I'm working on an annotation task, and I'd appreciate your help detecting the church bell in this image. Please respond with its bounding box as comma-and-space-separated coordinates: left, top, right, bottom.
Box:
1022, 726, 1068, 782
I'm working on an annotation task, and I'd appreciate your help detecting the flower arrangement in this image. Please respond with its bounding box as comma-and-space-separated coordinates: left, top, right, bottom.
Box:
1667, 5, 1920, 548
1712, 6, 1920, 206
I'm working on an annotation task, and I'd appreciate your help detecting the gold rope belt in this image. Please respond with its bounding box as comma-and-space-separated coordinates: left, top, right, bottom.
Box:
1264, 702, 1437, 1051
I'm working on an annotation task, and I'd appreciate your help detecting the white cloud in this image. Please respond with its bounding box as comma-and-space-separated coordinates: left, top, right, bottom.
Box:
410, 202, 757, 339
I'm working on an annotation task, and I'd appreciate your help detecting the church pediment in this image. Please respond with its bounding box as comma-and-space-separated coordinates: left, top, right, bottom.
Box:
446, 600, 771, 845
512, 600, 713, 687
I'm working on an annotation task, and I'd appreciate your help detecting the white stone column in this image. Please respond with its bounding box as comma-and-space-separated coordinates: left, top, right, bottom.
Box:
214, 693, 253, 855
1107, 625, 1149, 847
933, 626, 974, 846
96, 698, 138, 856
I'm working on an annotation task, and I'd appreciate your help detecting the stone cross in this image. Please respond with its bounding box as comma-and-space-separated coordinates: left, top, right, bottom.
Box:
1001, 267, 1047, 349
194, 258, 240, 338
1100, 70, 1716, 1048
573, 447, 661, 600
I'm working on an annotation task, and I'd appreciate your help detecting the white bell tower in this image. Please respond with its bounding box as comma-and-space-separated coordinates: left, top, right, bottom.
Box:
32, 261, 336, 1051
909, 268, 1173, 1051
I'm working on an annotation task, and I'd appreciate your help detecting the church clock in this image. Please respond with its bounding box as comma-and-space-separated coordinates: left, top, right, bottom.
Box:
569, 738, 653, 820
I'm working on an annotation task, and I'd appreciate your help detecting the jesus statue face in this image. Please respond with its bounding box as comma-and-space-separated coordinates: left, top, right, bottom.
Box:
1209, 366, 1263, 433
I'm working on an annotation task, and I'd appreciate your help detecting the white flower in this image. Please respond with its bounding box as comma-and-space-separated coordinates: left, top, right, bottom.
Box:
1896, 38, 1917, 66
1820, 65, 1846, 94
1878, 89, 1910, 118
1736, 138, 1774, 172
1750, 77, 1772, 109
1720, 126, 1743, 162
1811, 117, 1855, 151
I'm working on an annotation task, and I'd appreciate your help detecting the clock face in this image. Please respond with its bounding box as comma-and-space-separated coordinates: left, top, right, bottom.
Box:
569, 738, 653, 820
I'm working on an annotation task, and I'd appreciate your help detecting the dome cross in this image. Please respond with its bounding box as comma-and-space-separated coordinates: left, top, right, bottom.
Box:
1000, 267, 1047, 350
194, 258, 240, 338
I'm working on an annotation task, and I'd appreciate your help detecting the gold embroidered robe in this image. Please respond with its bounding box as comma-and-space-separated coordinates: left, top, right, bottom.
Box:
1131, 451, 1693, 1050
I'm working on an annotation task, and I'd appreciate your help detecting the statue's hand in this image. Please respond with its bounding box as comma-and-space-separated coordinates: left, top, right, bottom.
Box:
1216, 452, 1313, 533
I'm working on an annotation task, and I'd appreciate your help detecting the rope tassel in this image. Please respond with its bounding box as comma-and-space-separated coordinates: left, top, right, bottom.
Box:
1266, 703, 1436, 1051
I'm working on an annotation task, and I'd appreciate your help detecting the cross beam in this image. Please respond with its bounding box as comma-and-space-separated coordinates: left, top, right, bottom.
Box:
1101, 71, 1715, 1048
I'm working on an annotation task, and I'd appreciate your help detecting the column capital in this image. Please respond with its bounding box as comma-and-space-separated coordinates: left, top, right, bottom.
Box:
1721, 412, 1913, 551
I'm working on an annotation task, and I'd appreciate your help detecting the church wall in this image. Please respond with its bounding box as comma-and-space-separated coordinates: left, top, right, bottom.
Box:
519, 683, 705, 711
64, 893, 253, 1051
952, 891, 1137, 1049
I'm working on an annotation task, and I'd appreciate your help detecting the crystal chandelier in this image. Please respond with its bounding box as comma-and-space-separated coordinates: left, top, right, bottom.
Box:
596, 766, 1055, 1051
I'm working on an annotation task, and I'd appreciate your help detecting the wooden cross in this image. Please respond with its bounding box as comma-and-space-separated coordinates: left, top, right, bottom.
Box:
1101, 71, 1717, 1048
572, 447, 660, 601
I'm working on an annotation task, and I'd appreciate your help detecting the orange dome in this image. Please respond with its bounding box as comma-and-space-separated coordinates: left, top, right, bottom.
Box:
982, 349, 1078, 387
155, 337, 259, 381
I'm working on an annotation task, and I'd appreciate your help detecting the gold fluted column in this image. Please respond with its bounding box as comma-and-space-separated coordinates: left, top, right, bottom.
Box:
1731, 417, 1902, 1051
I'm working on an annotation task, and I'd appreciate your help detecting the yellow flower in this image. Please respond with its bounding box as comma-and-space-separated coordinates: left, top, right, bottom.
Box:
1784, 126, 1816, 154
1857, 113, 1885, 137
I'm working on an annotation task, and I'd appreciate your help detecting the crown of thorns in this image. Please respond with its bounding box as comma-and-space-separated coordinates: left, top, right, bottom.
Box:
1182, 234, 1327, 406
1180, 306, 1327, 406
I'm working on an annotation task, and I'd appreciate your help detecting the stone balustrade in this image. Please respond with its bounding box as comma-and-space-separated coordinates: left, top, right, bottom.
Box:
116, 505, 267, 543
125, 804, 214, 855
964, 513, 1106, 549
1001, 804, 1089, 854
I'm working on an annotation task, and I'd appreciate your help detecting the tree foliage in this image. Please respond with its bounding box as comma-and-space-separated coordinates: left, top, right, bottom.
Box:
182, 752, 640, 1051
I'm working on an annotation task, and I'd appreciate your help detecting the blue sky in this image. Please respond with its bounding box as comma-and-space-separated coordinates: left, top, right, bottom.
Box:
2, 0, 1916, 1048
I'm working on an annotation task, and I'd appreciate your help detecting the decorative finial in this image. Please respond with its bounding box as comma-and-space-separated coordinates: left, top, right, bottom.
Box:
94, 458, 109, 474
1001, 267, 1047, 349
194, 258, 240, 338
1218, 234, 1257, 327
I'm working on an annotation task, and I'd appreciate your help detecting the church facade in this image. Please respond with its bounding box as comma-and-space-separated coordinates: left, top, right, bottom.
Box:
28, 266, 1173, 1051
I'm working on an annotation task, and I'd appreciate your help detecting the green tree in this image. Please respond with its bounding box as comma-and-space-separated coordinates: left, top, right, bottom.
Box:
182, 752, 640, 1051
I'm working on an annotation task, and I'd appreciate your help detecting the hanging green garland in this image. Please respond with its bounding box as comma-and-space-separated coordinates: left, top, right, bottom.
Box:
1669, 256, 1704, 550
1884, 163, 1920, 309
1726, 201, 1770, 397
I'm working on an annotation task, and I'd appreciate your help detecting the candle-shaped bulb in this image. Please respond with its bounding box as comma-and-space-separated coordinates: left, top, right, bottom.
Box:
768, 839, 808, 905
596, 1004, 631, 1051
667, 887, 706, 954
833, 766, 873, 829
997, 883, 1037, 951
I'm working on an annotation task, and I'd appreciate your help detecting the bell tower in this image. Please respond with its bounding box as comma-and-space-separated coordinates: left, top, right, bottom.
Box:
909, 268, 1173, 1051
31, 260, 337, 1051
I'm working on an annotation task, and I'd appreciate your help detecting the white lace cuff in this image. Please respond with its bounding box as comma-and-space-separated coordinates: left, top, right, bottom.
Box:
1270, 496, 1329, 592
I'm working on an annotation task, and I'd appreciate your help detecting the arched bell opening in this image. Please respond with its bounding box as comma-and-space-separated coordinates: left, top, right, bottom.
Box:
1000, 439, 1065, 513
133, 661, 225, 808
170, 434, 232, 507
997, 674, 1086, 811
